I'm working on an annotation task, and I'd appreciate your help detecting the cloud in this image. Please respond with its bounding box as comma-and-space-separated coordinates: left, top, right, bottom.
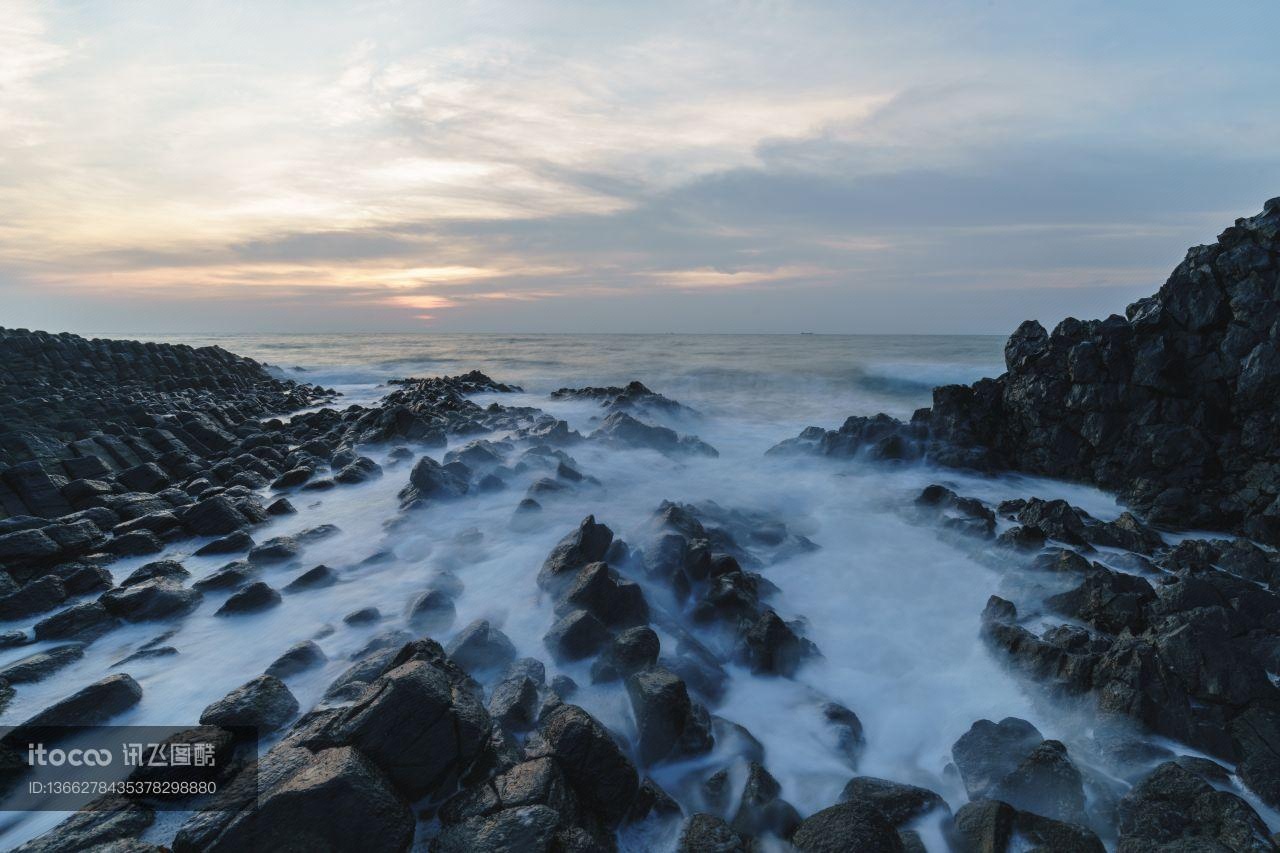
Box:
2, 0, 1279, 333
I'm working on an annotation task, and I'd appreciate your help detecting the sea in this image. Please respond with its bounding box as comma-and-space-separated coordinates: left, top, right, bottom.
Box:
0, 333, 1247, 850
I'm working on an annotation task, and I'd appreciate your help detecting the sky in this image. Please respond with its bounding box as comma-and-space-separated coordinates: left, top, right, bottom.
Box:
1, 0, 1278, 335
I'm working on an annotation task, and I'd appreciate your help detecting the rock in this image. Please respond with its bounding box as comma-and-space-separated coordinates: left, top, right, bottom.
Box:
791, 801, 906, 852
822, 702, 867, 768
194, 530, 255, 556
406, 588, 457, 633
0, 644, 85, 684
343, 606, 381, 625
987, 739, 1087, 825
839, 776, 948, 827
544, 609, 609, 662
199, 675, 298, 732
309, 656, 490, 799
120, 559, 189, 587
266, 640, 327, 679
266, 497, 296, 516
590, 411, 718, 457
52, 562, 113, 595
952, 799, 1102, 853
1045, 568, 1155, 635
247, 535, 300, 565
678, 813, 750, 853
951, 717, 1045, 800
554, 562, 649, 627
626, 665, 713, 765
488, 674, 540, 732
34, 602, 119, 641
215, 581, 281, 615
12, 800, 155, 853
270, 466, 313, 490
0, 529, 60, 567
179, 496, 250, 537
537, 516, 614, 590
731, 762, 802, 839
433, 804, 560, 852
399, 456, 469, 507
446, 620, 517, 673
197, 746, 413, 853
1117, 761, 1272, 852
1230, 707, 1280, 810
736, 609, 814, 676
100, 578, 202, 622
0, 575, 68, 619
591, 626, 660, 683
104, 529, 163, 556
193, 561, 255, 592
283, 564, 337, 592
532, 704, 639, 827
335, 456, 382, 484
10, 673, 142, 732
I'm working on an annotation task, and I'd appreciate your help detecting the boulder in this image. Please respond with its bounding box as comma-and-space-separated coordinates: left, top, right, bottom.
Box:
266, 640, 327, 679
215, 581, 281, 615
446, 620, 517, 673
100, 579, 202, 622
197, 746, 413, 853
199, 675, 298, 733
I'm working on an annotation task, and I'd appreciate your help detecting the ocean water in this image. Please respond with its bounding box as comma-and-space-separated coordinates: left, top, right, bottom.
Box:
0, 334, 1231, 849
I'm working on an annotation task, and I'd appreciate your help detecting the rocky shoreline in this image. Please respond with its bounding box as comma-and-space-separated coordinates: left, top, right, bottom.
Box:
1, 203, 1279, 852
774, 197, 1280, 545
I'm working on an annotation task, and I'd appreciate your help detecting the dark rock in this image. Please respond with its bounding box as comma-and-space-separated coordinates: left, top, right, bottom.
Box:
822, 702, 867, 768
193, 561, 255, 592
555, 561, 649, 627
265, 497, 296, 516
987, 739, 1087, 825
266, 640, 327, 679
34, 602, 119, 641
0, 644, 85, 683
433, 804, 560, 852
120, 559, 189, 587
100, 578, 202, 621
678, 813, 749, 852
446, 620, 517, 673
590, 411, 718, 457
247, 535, 300, 565
627, 665, 713, 764
591, 626, 660, 683
0, 575, 67, 619
531, 703, 639, 827
544, 609, 609, 662
308, 656, 489, 799
10, 673, 142, 732
951, 717, 1045, 800
731, 761, 802, 839
791, 801, 906, 852
537, 515, 614, 590
104, 529, 163, 556
736, 609, 814, 676
406, 588, 457, 633
343, 606, 381, 625
839, 776, 948, 827
1116, 761, 1273, 852
215, 581, 281, 615
195, 746, 413, 853
283, 564, 337, 592
194, 530, 254, 556
199, 675, 298, 732
1231, 707, 1280, 810
399, 456, 469, 507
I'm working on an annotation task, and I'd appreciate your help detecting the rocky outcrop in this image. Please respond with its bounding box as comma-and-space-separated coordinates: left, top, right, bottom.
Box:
773, 199, 1280, 543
